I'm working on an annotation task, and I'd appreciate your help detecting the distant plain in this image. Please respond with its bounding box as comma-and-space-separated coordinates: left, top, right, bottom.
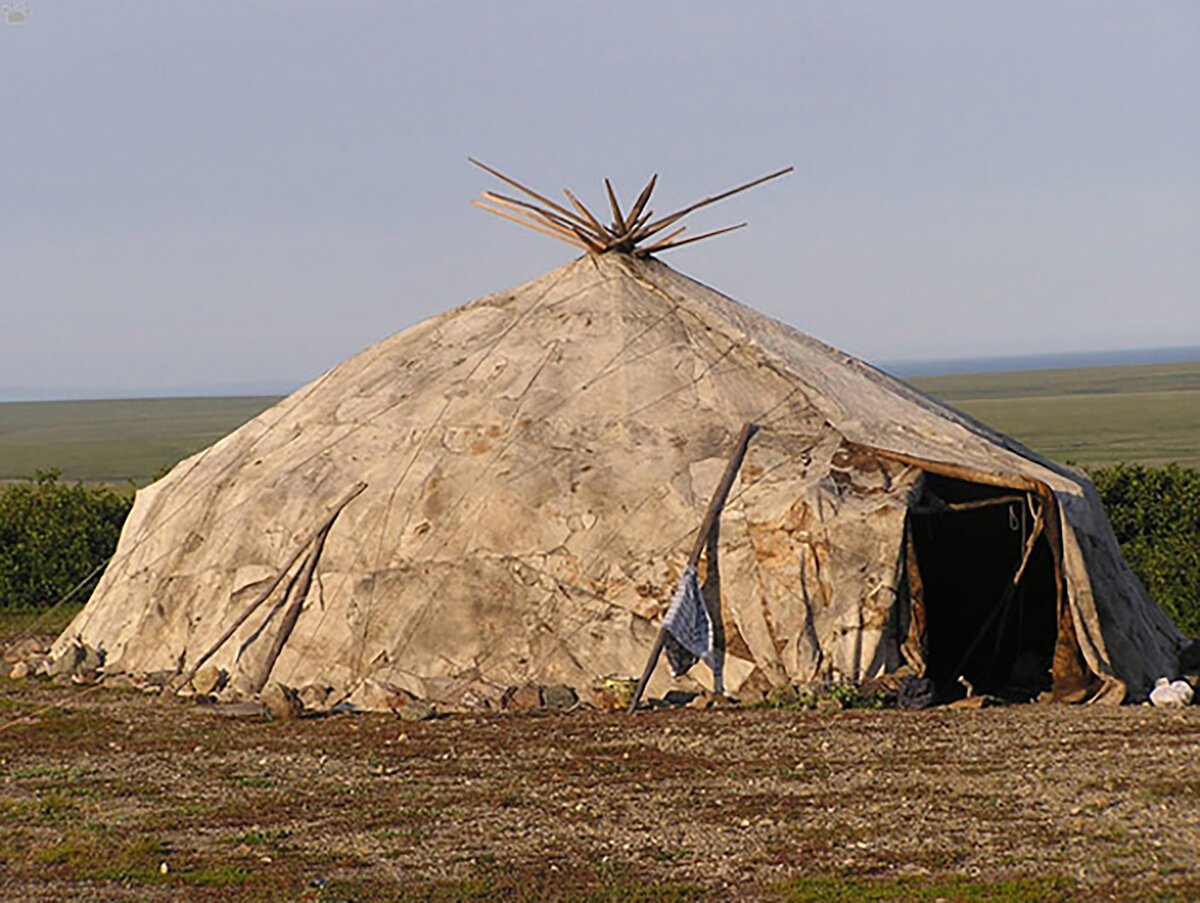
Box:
0, 396, 279, 484
910, 360, 1200, 470
0, 360, 1197, 484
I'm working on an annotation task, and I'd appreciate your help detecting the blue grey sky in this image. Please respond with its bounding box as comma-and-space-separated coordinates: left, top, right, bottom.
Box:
2, 1, 1197, 399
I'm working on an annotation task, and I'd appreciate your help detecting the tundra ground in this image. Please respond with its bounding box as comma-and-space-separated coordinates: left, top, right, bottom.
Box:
2, 622, 1198, 901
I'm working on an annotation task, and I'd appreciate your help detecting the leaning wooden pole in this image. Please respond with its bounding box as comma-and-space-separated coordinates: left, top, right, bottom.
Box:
173, 481, 367, 691
627, 422, 758, 713
247, 518, 335, 695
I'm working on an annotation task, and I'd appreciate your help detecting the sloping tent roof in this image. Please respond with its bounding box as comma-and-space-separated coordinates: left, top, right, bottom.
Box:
56, 253, 1182, 705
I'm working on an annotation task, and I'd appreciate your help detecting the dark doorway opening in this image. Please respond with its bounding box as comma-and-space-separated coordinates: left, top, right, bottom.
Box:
908, 473, 1058, 700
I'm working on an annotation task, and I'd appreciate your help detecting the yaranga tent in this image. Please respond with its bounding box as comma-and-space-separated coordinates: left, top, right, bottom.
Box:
55, 166, 1183, 709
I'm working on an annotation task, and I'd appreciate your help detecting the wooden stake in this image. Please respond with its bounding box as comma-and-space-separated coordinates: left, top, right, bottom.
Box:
633, 225, 687, 256
627, 207, 654, 236
604, 178, 627, 233
468, 158, 598, 233
628, 422, 758, 713
481, 191, 603, 240
632, 166, 793, 244
625, 174, 658, 226
567, 222, 608, 254
563, 188, 609, 238
480, 194, 592, 244
607, 209, 657, 251
468, 160, 792, 257
473, 200, 590, 250
637, 223, 747, 255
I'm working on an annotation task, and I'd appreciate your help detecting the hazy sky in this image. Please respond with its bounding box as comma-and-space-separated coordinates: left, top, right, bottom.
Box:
2, 1, 1197, 399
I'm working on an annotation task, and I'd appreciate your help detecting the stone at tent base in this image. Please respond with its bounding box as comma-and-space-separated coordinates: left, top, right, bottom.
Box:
47, 643, 83, 680
354, 678, 415, 713
897, 676, 937, 710
501, 684, 543, 712
79, 643, 103, 673
947, 694, 1005, 709
392, 697, 436, 722
141, 670, 175, 690
215, 682, 247, 704
103, 673, 137, 691
3, 637, 48, 664
454, 689, 493, 711
259, 681, 303, 721
736, 667, 776, 701
191, 665, 227, 697
686, 692, 739, 710
589, 686, 623, 710
542, 684, 578, 711
661, 690, 699, 708
9, 661, 29, 680
211, 701, 268, 719
297, 684, 332, 713
48, 642, 104, 684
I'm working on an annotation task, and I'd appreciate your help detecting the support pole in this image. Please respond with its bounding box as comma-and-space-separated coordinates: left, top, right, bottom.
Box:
172, 481, 366, 692
247, 518, 334, 694
627, 422, 758, 713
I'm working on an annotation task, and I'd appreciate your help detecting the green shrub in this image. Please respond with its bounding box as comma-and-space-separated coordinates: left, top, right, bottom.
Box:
1090, 463, 1200, 637
759, 682, 895, 710
0, 470, 132, 610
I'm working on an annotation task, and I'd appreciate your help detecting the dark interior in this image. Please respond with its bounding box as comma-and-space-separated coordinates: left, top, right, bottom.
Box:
909, 473, 1058, 699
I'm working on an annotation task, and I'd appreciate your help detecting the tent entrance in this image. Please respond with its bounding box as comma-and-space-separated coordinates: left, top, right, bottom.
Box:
907, 473, 1058, 700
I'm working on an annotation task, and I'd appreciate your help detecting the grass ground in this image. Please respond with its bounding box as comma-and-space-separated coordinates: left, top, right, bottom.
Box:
1, 610, 1198, 901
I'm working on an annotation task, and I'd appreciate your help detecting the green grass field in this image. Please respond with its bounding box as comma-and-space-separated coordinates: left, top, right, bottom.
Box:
0, 360, 1197, 484
0, 397, 279, 484
910, 361, 1200, 469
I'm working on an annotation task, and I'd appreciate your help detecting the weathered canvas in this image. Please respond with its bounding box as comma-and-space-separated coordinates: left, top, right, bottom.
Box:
55, 254, 1182, 707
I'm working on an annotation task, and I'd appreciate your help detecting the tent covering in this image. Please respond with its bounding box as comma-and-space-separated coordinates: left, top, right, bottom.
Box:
56, 254, 1183, 706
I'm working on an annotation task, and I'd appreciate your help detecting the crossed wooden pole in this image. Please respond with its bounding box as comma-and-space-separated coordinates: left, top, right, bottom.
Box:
470, 160, 793, 256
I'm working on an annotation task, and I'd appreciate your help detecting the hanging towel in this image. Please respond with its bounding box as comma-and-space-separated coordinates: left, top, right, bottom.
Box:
661, 565, 716, 678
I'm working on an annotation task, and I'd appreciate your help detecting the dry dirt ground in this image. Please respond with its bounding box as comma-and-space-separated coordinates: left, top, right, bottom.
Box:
2, 646, 1199, 901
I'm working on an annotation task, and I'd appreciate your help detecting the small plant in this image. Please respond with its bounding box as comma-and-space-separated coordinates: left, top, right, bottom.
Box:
758, 682, 895, 711
829, 682, 893, 710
